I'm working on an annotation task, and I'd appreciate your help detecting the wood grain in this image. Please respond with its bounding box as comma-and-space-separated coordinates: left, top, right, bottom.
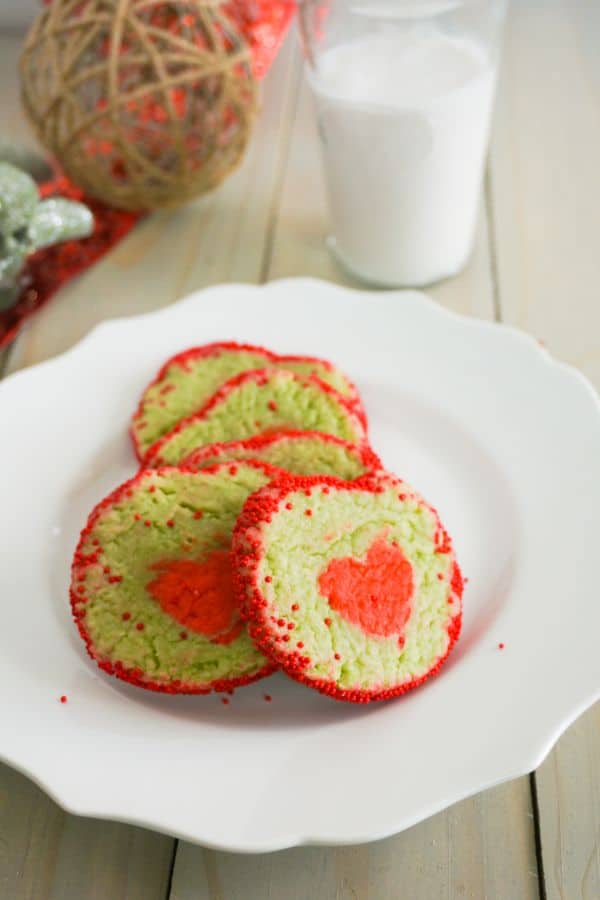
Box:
170, 783, 538, 900
0, 765, 174, 900
490, 2, 600, 898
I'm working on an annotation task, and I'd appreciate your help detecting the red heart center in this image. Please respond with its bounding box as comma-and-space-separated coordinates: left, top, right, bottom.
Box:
147, 550, 243, 645
318, 537, 414, 637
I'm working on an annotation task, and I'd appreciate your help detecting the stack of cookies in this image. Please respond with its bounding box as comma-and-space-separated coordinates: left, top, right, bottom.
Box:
71, 342, 462, 703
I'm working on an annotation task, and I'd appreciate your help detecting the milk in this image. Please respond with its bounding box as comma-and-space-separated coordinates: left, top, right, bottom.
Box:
309, 32, 497, 286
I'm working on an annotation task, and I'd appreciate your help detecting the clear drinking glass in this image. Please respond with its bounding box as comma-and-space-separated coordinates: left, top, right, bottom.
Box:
299, 0, 507, 287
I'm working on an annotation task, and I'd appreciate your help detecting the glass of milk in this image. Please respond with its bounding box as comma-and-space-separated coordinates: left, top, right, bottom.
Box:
299, 0, 507, 287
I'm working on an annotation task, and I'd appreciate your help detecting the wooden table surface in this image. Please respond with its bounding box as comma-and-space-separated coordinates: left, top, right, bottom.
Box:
1, 3, 600, 897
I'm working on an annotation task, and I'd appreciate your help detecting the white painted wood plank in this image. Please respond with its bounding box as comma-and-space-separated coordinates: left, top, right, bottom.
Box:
534, 708, 600, 900
489, 0, 600, 385
0, 35, 36, 150
171, 783, 538, 900
0, 765, 174, 900
489, 3, 600, 898
170, 39, 538, 900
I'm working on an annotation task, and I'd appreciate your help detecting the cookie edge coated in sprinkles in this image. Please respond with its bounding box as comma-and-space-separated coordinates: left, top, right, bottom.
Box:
70, 460, 280, 695
131, 341, 366, 460
142, 368, 368, 468
231, 472, 464, 703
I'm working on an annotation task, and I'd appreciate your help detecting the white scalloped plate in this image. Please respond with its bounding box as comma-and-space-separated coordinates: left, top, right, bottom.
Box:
1, 278, 599, 852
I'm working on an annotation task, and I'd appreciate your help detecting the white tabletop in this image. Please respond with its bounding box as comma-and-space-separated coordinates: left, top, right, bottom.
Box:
1, 2, 599, 897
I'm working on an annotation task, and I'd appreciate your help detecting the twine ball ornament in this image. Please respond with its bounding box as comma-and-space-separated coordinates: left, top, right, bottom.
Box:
19, 0, 258, 211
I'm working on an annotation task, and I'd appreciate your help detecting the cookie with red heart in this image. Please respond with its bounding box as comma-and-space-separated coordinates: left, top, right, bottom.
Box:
232, 472, 463, 703
70, 461, 278, 694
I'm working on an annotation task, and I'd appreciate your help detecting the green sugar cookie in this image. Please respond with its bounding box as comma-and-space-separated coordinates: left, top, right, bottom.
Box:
233, 472, 463, 703
132, 342, 365, 458
71, 462, 277, 694
143, 369, 367, 467
182, 430, 381, 480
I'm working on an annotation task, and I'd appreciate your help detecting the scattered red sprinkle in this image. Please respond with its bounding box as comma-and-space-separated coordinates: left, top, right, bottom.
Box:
229, 465, 238, 475
144, 520, 152, 527
291, 603, 299, 611
334, 653, 341, 660
134, 514, 141, 521
254, 420, 262, 428
267, 400, 277, 411
103, 566, 111, 574
277, 618, 285, 627
297, 641, 304, 648
398, 493, 407, 501
264, 694, 272, 702
287, 622, 294, 630
282, 634, 290, 642
77, 585, 85, 595
221, 697, 229, 705
136, 622, 145, 631
60, 695, 67, 704
398, 635, 405, 648
285, 503, 293, 510
149, 485, 156, 493
122, 612, 131, 621
324, 617, 332, 627
108, 575, 122, 584
498, 642, 505, 650
435, 529, 452, 554
265, 575, 272, 583
322, 486, 330, 495
305, 509, 313, 517
193, 510, 203, 519
180, 631, 188, 639
437, 572, 444, 580
304, 489, 311, 497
